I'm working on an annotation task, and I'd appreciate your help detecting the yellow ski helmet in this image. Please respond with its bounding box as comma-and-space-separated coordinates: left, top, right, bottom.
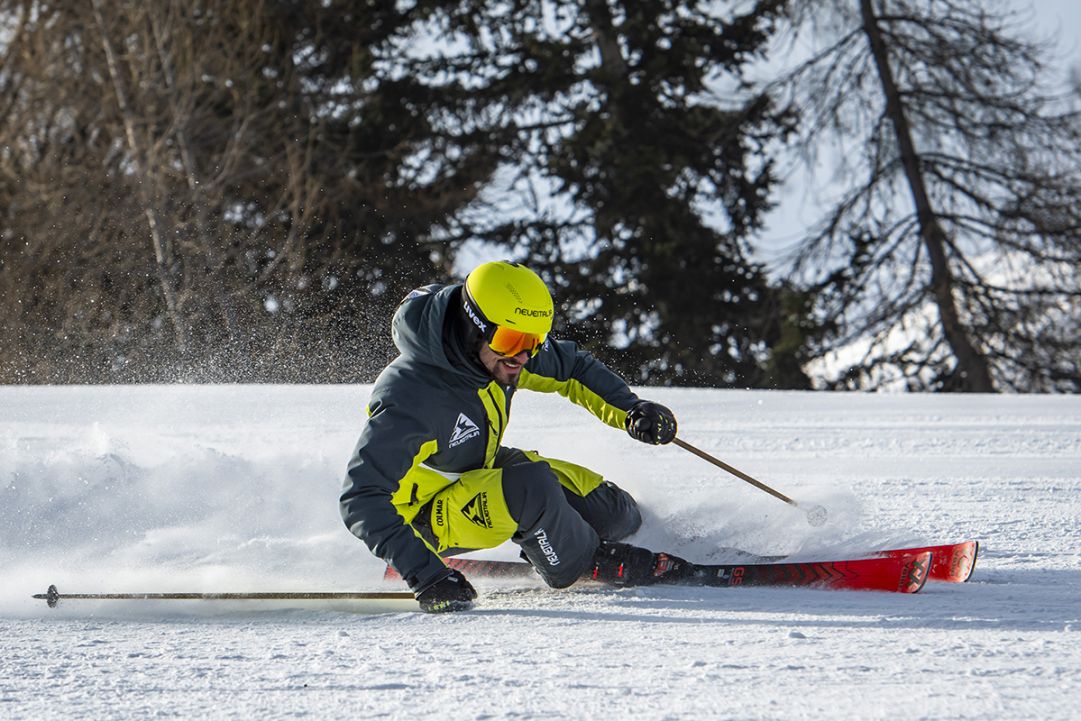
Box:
462, 261, 553, 357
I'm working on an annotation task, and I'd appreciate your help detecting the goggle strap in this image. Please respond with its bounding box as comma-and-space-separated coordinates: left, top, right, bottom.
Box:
462, 285, 495, 343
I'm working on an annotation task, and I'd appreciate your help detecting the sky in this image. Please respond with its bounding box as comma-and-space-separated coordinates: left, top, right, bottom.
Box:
1034, 0, 1081, 58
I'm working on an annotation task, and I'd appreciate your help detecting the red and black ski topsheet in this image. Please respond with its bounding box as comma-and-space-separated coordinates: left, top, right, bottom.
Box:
686, 552, 931, 593
385, 551, 932, 593
877, 540, 978, 583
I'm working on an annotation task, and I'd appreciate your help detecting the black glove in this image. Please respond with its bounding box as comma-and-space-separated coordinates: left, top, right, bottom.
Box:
626, 400, 677, 445
415, 569, 477, 613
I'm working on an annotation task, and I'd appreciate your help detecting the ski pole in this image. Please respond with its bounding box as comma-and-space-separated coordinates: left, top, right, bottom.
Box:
673, 437, 828, 527
33, 585, 414, 608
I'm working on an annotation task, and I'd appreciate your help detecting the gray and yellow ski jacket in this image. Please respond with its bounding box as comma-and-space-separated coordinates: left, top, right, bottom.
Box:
340, 283, 641, 591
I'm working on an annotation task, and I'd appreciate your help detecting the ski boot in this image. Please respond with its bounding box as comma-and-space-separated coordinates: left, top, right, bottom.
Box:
586, 541, 694, 586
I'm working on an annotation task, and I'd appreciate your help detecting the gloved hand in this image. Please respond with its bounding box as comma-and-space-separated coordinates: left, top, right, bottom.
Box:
415, 569, 477, 613
626, 400, 677, 445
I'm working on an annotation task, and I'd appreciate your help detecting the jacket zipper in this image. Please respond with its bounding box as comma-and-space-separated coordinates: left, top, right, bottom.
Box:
485, 385, 506, 459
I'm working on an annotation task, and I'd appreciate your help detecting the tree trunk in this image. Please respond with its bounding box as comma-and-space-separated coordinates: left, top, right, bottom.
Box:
147, 8, 241, 342
859, 0, 994, 392
90, 0, 189, 353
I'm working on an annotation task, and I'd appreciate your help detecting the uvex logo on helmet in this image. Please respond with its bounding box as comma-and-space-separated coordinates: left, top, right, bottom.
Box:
463, 298, 488, 333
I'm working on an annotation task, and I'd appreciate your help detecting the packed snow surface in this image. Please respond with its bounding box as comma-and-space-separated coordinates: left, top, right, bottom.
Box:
2, 385, 1080, 720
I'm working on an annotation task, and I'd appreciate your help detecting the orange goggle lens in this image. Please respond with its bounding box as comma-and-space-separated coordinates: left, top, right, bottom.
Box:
488, 326, 544, 358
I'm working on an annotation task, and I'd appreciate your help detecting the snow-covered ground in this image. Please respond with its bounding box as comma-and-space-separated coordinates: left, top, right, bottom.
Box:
2, 385, 1079, 720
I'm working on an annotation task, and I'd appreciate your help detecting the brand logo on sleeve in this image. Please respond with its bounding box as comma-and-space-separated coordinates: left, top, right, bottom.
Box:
448, 413, 481, 448
534, 528, 560, 566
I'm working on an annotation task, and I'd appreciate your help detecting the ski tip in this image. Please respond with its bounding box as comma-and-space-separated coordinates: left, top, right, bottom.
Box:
963, 541, 979, 583
900, 552, 932, 593
879, 541, 980, 583
938, 540, 979, 583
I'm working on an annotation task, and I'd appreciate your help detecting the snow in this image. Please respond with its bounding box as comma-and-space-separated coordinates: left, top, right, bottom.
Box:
2, 385, 1080, 720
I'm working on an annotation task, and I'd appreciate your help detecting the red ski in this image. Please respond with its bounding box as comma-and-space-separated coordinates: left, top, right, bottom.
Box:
682, 552, 931, 593
386, 551, 932, 594
877, 540, 978, 583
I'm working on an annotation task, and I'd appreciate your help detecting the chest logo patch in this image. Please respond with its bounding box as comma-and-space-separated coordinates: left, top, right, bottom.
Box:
448, 412, 481, 448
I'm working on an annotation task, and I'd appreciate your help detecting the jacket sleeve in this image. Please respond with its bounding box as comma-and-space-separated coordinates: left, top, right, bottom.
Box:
339, 399, 448, 592
517, 337, 641, 430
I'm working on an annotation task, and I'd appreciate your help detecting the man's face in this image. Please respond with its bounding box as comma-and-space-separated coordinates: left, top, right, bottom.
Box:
478, 344, 530, 386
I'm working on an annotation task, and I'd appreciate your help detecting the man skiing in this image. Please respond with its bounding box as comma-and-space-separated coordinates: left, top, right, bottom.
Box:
340, 260, 684, 613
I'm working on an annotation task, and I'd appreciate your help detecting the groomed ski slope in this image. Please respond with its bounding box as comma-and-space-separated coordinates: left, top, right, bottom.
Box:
2, 385, 1079, 720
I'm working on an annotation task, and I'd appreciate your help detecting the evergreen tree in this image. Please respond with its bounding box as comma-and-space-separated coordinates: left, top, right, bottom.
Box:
409, 0, 796, 386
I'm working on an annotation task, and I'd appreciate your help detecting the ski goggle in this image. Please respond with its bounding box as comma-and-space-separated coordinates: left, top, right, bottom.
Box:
463, 287, 547, 357
487, 325, 545, 358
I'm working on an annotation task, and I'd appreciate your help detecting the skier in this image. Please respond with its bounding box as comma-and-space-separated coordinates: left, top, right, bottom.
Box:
340, 260, 686, 613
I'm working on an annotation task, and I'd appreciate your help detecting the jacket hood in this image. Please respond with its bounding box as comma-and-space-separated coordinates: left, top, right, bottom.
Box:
391, 284, 488, 384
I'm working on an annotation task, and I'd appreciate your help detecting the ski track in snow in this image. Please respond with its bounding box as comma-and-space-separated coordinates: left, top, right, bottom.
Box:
2, 386, 1080, 720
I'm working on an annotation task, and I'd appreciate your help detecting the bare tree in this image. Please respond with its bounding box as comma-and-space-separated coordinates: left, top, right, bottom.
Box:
0, 1, 476, 382
775, 0, 1081, 391
0, 1, 273, 379
90, 0, 190, 351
